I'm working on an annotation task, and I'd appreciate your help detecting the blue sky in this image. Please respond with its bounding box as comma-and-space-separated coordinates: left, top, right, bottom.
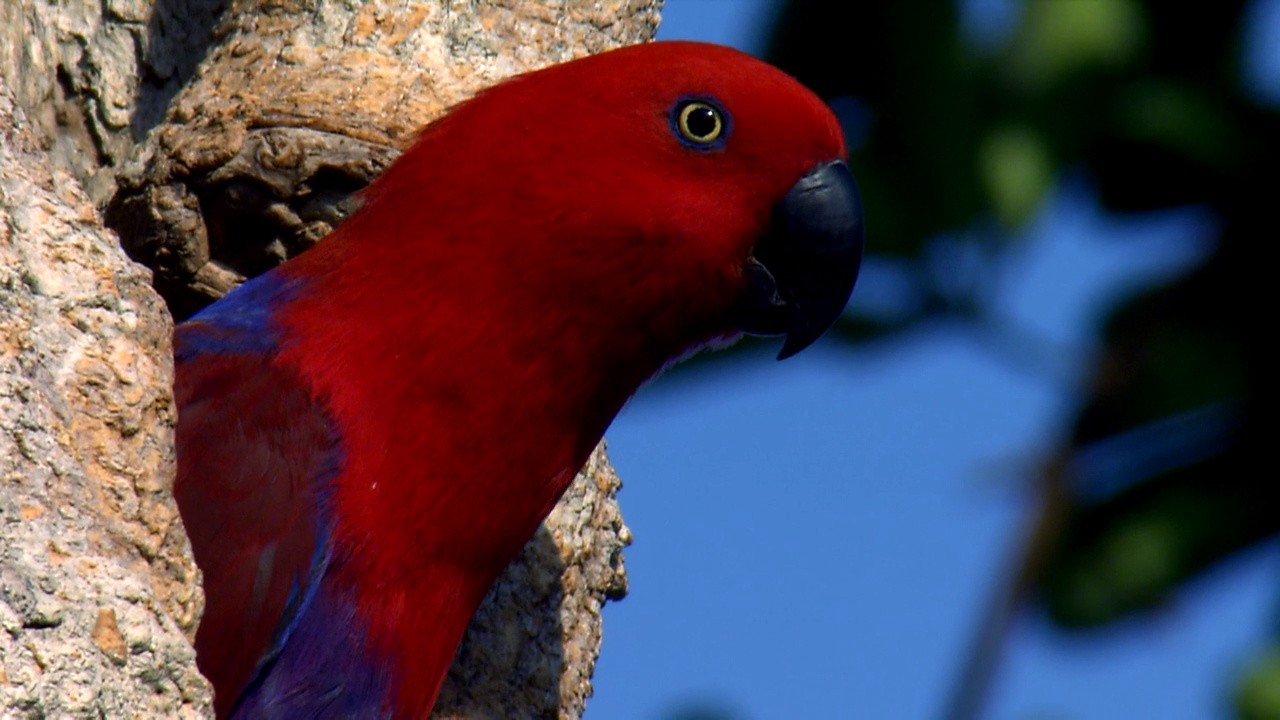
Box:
585, 2, 1280, 719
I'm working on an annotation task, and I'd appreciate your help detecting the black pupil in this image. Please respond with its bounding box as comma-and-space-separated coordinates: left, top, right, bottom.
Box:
686, 105, 719, 139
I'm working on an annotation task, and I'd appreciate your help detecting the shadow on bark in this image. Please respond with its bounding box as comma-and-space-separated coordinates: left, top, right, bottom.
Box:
435, 527, 569, 718
132, 0, 229, 140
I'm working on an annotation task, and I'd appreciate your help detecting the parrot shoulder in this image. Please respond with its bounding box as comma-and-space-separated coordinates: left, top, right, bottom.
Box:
173, 272, 358, 715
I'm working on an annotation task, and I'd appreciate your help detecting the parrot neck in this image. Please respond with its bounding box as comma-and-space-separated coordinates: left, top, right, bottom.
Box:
273, 232, 709, 713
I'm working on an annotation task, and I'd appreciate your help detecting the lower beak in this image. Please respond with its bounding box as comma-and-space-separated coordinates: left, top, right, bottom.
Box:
741, 160, 864, 360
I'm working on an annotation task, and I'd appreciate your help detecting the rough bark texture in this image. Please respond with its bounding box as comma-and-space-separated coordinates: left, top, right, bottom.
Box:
107, 0, 665, 319
434, 449, 631, 720
1, 83, 212, 718
2, 0, 661, 717
0, 0, 226, 205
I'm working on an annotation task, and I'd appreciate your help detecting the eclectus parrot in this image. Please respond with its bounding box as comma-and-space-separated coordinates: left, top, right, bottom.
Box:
174, 40, 864, 718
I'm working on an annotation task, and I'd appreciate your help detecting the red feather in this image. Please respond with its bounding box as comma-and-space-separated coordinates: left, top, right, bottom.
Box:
176, 40, 850, 716
174, 323, 338, 716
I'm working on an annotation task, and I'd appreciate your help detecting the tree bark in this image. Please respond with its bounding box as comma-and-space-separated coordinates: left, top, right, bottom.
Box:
1, 81, 212, 719
1, 1, 661, 717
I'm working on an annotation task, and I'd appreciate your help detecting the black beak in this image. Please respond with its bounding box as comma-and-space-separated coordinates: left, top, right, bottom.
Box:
741, 160, 864, 360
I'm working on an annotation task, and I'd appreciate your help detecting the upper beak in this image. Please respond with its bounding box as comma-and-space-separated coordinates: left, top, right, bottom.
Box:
741, 160, 864, 360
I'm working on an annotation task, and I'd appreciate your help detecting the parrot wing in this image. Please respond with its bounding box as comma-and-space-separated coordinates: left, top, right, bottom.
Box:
174, 308, 342, 717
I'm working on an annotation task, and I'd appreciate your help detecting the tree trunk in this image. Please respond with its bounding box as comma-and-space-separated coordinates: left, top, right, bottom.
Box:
1, 80, 211, 720
1, 1, 661, 717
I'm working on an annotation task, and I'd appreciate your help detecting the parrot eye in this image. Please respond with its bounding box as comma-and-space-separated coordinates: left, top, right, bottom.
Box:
671, 99, 728, 149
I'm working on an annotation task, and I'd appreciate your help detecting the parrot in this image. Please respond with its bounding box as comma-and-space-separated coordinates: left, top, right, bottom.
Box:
173, 40, 864, 718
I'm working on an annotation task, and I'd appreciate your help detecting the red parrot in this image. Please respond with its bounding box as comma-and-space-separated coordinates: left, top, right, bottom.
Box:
174, 40, 863, 718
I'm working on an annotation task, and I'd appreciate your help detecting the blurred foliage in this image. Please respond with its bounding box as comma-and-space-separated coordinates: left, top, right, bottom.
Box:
1237, 647, 1280, 720
753, 0, 1274, 715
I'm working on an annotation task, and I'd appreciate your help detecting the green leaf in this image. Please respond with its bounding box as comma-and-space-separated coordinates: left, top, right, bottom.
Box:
980, 125, 1053, 228
1236, 649, 1280, 720
1011, 0, 1146, 90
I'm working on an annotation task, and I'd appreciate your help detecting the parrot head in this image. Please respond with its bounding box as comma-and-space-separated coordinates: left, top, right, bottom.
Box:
316, 40, 863, 372
185, 41, 866, 718
275, 39, 867, 572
